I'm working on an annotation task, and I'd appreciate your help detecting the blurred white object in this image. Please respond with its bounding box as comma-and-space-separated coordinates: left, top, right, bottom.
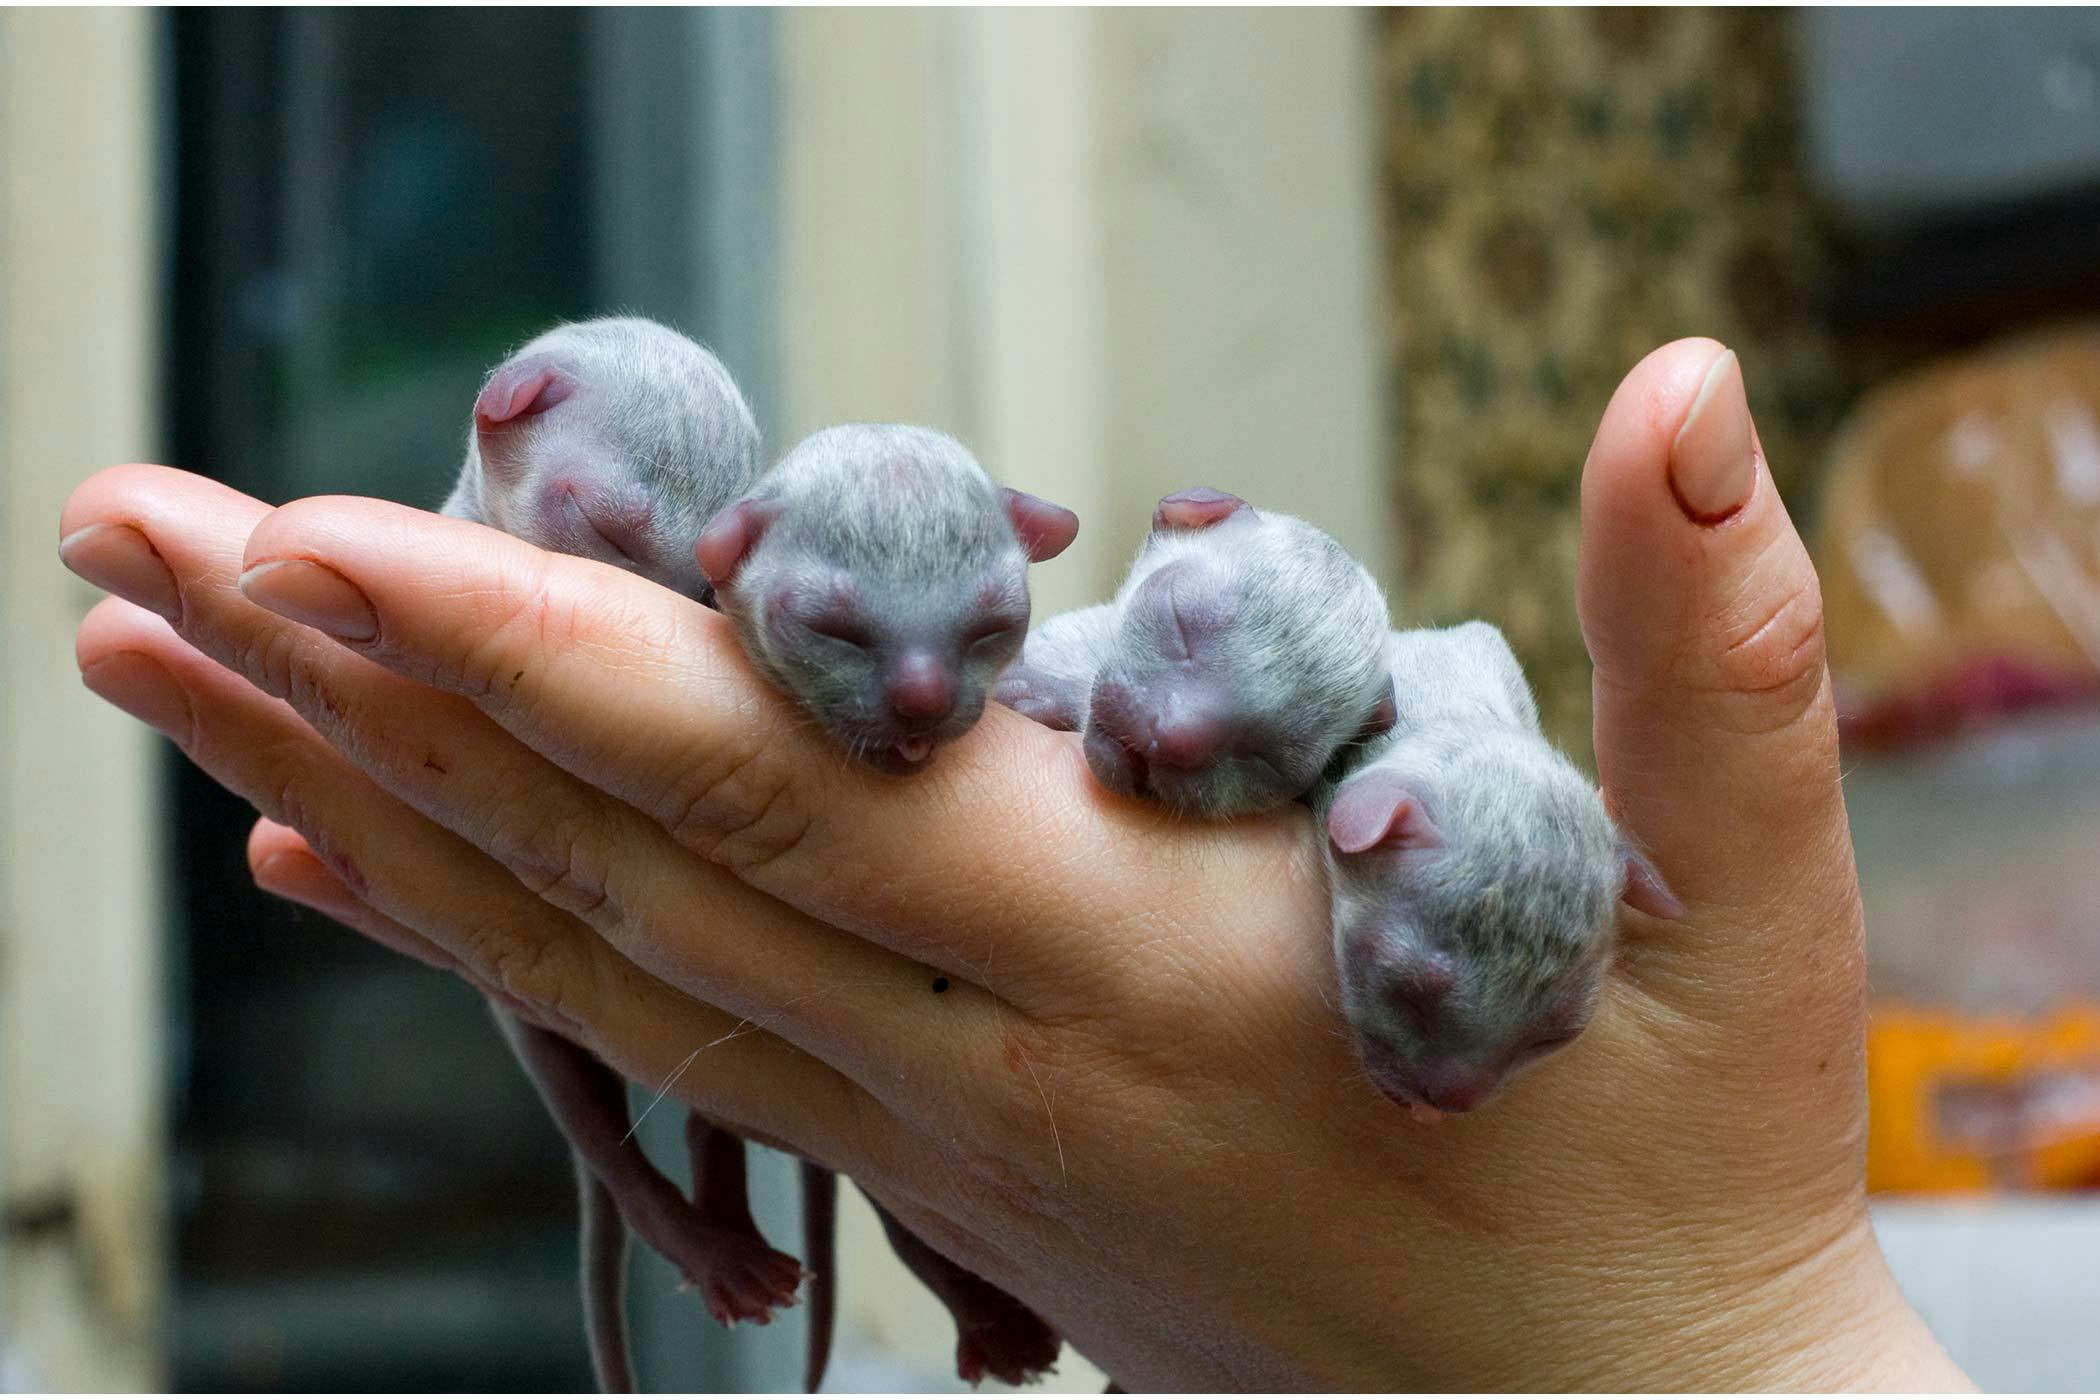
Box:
1876, 1197, 2100, 1389
1799, 10, 2100, 229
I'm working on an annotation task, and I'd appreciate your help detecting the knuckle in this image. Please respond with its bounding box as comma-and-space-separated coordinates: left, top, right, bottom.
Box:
265, 781, 375, 907
1720, 574, 1826, 691
425, 549, 574, 709
450, 560, 670, 726
224, 613, 304, 704
268, 772, 315, 840
280, 643, 366, 745
457, 584, 558, 707
478, 921, 582, 1025
499, 806, 620, 924
670, 740, 815, 873
1687, 557, 1830, 737
222, 617, 381, 764
436, 876, 601, 1040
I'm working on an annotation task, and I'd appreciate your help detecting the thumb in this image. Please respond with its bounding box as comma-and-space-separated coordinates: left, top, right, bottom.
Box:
1578, 339, 1861, 995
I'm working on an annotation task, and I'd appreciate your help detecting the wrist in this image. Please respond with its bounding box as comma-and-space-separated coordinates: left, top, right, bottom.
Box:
1625, 1206, 1971, 1393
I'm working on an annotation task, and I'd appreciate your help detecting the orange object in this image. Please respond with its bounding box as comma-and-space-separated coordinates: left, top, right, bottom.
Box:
1868, 1003, 2100, 1193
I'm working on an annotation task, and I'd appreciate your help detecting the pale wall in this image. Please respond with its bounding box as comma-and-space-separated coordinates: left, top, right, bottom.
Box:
0, 6, 167, 1390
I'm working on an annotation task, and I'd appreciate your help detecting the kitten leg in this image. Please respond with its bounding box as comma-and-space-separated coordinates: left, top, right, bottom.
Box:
866, 1194, 1061, 1386
577, 1162, 637, 1392
498, 1010, 806, 1325
798, 1162, 838, 1392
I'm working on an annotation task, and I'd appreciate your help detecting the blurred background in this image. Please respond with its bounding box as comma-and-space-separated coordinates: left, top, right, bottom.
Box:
4, 5, 2100, 1392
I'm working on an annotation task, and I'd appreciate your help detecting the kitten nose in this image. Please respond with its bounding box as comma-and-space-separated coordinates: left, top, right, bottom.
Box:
885, 652, 956, 725
1088, 685, 1227, 785
1146, 707, 1228, 770
1419, 1067, 1496, 1115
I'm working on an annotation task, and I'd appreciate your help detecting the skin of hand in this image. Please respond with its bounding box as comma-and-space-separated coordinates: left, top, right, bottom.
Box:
58, 338, 1970, 1392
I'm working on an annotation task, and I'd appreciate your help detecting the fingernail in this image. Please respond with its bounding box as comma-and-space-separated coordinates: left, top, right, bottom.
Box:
59, 523, 182, 622
1669, 348, 1757, 522
238, 559, 379, 642
81, 652, 194, 745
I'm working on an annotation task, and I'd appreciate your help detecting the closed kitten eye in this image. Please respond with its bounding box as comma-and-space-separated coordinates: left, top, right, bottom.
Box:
963, 619, 1021, 652
805, 614, 875, 649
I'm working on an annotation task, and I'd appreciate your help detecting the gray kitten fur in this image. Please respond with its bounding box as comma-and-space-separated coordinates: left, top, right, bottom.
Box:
989, 602, 1118, 731
443, 316, 761, 599
1001, 497, 1391, 817
705, 423, 1043, 773
1316, 622, 1633, 1121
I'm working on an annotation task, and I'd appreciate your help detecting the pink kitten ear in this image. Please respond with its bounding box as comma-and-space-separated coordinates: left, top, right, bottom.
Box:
1152, 486, 1251, 532
1357, 677, 1399, 739
1618, 845, 1682, 920
474, 355, 573, 427
695, 497, 783, 590
1001, 488, 1080, 562
1325, 770, 1437, 855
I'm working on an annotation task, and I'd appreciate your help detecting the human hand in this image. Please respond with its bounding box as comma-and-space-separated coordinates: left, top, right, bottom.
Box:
61, 339, 1967, 1389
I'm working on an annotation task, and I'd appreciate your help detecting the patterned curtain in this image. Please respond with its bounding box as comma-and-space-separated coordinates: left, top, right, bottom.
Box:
1377, 7, 1858, 760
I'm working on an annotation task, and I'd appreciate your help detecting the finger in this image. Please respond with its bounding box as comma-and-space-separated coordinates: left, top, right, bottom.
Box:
248, 816, 463, 974
75, 595, 879, 1164
244, 818, 874, 1168
228, 488, 1304, 984
1577, 340, 1860, 999
60, 465, 1023, 1080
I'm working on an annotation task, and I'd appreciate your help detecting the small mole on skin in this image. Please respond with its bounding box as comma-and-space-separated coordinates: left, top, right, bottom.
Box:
931, 976, 950, 994
512, 669, 525, 685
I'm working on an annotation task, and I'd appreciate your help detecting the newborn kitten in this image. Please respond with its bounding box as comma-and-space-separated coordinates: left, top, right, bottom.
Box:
444, 317, 800, 1393
996, 487, 1393, 816
698, 421, 1077, 1386
697, 422, 1077, 773
444, 315, 757, 602
1315, 623, 1679, 1123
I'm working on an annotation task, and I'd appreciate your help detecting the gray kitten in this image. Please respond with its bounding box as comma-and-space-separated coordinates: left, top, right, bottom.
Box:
443, 315, 758, 602
1315, 623, 1679, 1122
444, 318, 803, 1393
996, 487, 1394, 817
696, 420, 1076, 1386
697, 423, 1078, 773
448, 333, 1073, 1389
